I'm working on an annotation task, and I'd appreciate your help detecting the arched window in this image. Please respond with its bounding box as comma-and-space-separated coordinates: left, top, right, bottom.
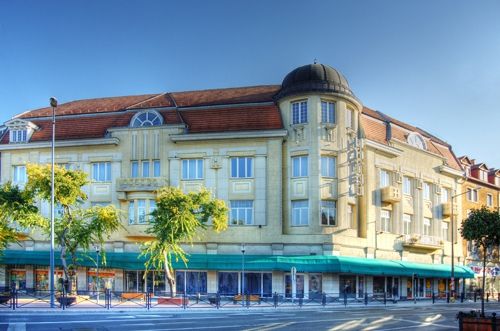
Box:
407, 132, 427, 150
130, 110, 163, 127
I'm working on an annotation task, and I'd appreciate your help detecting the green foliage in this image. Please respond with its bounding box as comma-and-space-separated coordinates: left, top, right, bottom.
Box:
0, 183, 45, 250
141, 186, 228, 295
26, 164, 122, 282
460, 206, 500, 250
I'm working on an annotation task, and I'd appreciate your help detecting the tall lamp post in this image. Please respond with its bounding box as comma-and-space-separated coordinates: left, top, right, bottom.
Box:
49, 97, 57, 308
241, 243, 245, 307
450, 186, 481, 299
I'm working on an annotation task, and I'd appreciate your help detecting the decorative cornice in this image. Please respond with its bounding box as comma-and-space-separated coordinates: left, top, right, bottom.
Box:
439, 165, 464, 178
0, 137, 120, 151
170, 130, 288, 142
365, 139, 403, 157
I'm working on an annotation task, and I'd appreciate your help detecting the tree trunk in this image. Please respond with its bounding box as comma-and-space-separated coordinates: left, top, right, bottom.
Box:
163, 252, 176, 298
481, 245, 486, 317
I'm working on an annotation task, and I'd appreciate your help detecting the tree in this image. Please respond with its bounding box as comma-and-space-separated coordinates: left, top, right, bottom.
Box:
26, 164, 122, 292
0, 183, 45, 251
460, 206, 500, 317
141, 186, 228, 297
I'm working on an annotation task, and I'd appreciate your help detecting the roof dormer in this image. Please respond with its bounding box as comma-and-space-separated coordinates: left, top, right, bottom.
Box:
5, 119, 38, 143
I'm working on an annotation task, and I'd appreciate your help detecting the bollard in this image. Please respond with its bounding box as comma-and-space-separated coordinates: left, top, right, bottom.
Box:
491, 312, 496, 331
460, 291, 464, 303
216, 292, 220, 309
343, 291, 347, 307
432, 292, 435, 304
384, 292, 387, 306
11, 287, 16, 311
474, 291, 477, 302
183, 293, 187, 310
447, 291, 450, 303
486, 293, 489, 303
298, 297, 303, 307
364, 292, 368, 306
322, 293, 326, 307
273, 292, 278, 308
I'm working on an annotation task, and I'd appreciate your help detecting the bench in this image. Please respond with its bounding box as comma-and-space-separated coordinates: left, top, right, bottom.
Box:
233, 294, 260, 304
121, 292, 145, 301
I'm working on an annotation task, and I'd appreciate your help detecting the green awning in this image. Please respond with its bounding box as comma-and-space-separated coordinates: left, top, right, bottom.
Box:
0, 250, 475, 278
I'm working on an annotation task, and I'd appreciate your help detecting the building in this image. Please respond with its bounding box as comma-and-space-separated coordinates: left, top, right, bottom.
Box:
458, 156, 500, 295
0, 63, 475, 299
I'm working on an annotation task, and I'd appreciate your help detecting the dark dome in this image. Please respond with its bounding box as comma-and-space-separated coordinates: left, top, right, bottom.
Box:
276, 63, 354, 99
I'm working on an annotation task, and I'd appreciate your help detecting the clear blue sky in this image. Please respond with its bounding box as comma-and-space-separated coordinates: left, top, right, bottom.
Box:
1, 0, 499, 166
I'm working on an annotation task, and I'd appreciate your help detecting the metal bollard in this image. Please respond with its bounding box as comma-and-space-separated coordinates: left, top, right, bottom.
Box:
460, 291, 464, 303
384, 292, 387, 306
343, 292, 347, 307
364, 292, 368, 306
298, 297, 303, 307
474, 291, 477, 302
273, 292, 278, 308
216, 292, 220, 309
432, 292, 435, 304
183, 293, 187, 310
486, 293, 489, 303
322, 293, 326, 307
446, 291, 450, 303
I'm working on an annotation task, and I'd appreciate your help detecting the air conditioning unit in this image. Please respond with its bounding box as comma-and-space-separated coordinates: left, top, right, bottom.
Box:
381, 186, 401, 203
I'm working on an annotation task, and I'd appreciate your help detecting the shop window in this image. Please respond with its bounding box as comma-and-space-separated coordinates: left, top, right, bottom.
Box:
218, 272, 238, 295
285, 274, 304, 298
309, 274, 322, 299
176, 271, 207, 295
339, 275, 356, 298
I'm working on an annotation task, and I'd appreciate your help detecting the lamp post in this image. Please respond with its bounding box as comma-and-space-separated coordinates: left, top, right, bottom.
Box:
450, 186, 481, 299
95, 246, 100, 304
49, 97, 57, 308
241, 243, 245, 307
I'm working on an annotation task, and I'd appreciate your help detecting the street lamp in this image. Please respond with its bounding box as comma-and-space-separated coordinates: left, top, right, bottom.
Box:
450, 186, 481, 299
95, 246, 100, 304
49, 97, 57, 308
241, 243, 245, 307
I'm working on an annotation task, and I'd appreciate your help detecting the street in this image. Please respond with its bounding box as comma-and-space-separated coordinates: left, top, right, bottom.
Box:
0, 302, 498, 331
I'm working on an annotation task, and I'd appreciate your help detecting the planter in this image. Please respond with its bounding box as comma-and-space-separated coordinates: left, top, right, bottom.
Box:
57, 296, 77, 307
157, 297, 187, 305
457, 311, 498, 331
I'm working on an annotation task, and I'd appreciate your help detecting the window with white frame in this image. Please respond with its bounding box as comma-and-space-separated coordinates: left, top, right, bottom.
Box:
230, 200, 254, 225
291, 100, 307, 124
321, 156, 336, 178
182, 159, 203, 180
13, 165, 27, 184
131, 160, 160, 178
92, 162, 111, 182
403, 176, 412, 195
131, 161, 139, 178
466, 188, 478, 202
441, 188, 449, 203
292, 156, 308, 177
153, 160, 160, 177
230, 157, 253, 178
130, 110, 163, 127
379, 169, 390, 188
321, 101, 335, 124
142, 161, 150, 177
128, 199, 156, 225
345, 108, 354, 129
486, 194, 493, 207
402, 214, 412, 235
292, 200, 308, 226
423, 182, 431, 200
380, 210, 391, 232
480, 170, 488, 182
320, 200, 336, 226
423, 218, 431, 236
10, 129, 28, 143
441, 222, 449, 241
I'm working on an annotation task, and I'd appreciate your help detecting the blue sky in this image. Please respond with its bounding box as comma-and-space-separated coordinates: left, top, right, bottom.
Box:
1, 0, 499, 166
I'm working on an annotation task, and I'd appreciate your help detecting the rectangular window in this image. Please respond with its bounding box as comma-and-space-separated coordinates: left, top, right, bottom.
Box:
131, 161, 139, 178
13, 165, 27, 184
292, 200, 309, 226
137, 200, 146, 224
10, 129, 28, 143
291, 101, 307, 124
423, 218, 431, 236
182, 159, 203, 180
176, 271, 208, 295
486, 194, 493, 207
320, 200, 336, 226
380, 210, 391, 232
142, 161, 150, 177
292, 156, 308, 177
128, 201, 135, 225
402, 214, 412, 235
346, 108, 354, 129
441, 188, 449, 203
380, 169, 390, 188
218, 272, 238, 295
321, 101, 335, 123
466, 188, 478, 202
441, 222, 449, 241
480, 171, 488, 181
153, 160, 161, 177
423, 183, 431, 200
149, 200, 156, 219
321, 156, 336, 178
403, 177, 412, 195
230, 200, 254, 225
92, 162, 111, 182
230, 157, 253, 178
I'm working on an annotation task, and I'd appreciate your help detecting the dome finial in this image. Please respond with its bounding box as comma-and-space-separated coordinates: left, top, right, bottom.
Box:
313, 58, 318, 64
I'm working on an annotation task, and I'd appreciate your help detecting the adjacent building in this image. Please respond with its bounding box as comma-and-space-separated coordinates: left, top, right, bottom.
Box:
0, 63, 478, 299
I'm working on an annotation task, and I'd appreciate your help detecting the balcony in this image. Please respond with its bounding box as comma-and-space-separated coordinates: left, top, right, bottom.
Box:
442, 203, 458, 217
116, 177, 169, 192
381, 186, 401, 203
401, 234, 443, 251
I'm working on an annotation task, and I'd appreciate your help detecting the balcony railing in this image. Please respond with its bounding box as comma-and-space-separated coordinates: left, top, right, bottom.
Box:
402, 234, 443, 250
116, 177, 169, 192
